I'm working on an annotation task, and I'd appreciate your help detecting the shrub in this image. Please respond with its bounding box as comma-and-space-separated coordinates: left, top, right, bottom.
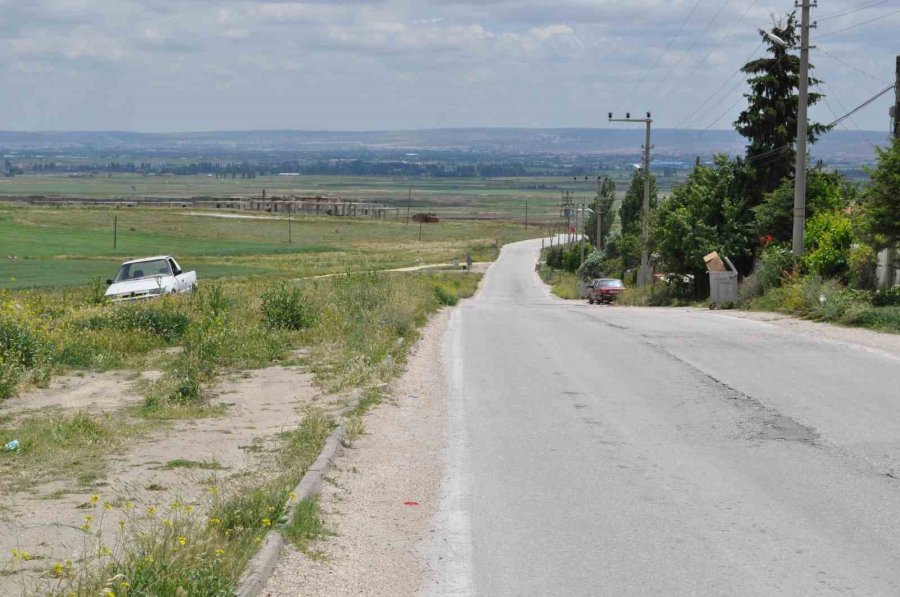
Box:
840, 305, 900, 333
433, 285, 458, 306
576, 250, 605, 281
802, 210, 856, 280
79, 304, 190, 343
873, 286, 900, 307
262, 283, 316, 330
848, 245, 878, 290
757, 243, 794, 290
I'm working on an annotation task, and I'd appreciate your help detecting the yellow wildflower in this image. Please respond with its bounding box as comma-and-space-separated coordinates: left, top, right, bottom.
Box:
163, 519, 174, 528
261, 518, 272, 527
254, 536, 262, 544
177, 536, 187, 546
208, 517, 221, 526
146, 506, 157, 518
215, 549, 225, 557
104, 502, 114, 511
124, 501, 134, 510
90, 495, 99, 504
288, 492, 297, 501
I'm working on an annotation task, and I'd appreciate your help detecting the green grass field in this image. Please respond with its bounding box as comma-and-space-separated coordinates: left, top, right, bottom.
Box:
0, 204, 534, 289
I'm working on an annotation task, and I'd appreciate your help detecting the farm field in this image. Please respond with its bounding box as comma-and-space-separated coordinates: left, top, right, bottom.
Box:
0, 172, 678, 220
0, 203, 536, 289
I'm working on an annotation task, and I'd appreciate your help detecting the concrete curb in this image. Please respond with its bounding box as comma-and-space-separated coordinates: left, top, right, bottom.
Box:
235, 424, 346, 597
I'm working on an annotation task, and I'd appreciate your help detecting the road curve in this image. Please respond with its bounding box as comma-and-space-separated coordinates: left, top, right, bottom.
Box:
427, 237, 900, 597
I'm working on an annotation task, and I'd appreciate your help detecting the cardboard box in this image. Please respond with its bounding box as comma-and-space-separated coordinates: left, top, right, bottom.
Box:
703, 251, 727, 272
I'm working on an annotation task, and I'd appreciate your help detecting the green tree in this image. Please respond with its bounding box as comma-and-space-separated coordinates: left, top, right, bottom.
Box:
583, 176, 616, 248
620, 168, 657, 236
861, 137, 900, 248
754, 168, 849, 242
734, 11, 830, 200
654, 155, 757, 286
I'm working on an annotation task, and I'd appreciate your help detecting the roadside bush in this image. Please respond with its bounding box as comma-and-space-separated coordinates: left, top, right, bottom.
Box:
79, 303, 190, 343
262, 282, 316, 330
802, 210, 856, 281
433, 284, 458, 306
576, 250, 605, 281
872, 286, 900, 307
848, 245, 878, 290
840, 305, 900, 333
757, 243, 794, 290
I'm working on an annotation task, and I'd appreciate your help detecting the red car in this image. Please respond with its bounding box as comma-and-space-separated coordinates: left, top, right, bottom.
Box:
588, 278, 625, 304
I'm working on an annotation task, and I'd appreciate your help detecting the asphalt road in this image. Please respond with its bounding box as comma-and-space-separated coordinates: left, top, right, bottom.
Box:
428, 238, 900, 597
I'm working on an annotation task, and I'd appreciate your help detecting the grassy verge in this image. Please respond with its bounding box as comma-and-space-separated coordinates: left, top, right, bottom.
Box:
0, 410, 151, 491
53, 411, 332, 596
746, 276, 900, 334
537, 265, 581, 300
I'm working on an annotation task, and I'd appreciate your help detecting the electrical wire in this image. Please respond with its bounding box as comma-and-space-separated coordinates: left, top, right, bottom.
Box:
820, 80, 879, 149
667, 0, 764, 98
614, 0, 703, 110
698, 53, 788, 130
824, 83, 896, 127
817, 0, 893, 22
676, 41, 764, 128
817, 47, 891, 84
818, 6, 900, 37
644, 0, 738, 98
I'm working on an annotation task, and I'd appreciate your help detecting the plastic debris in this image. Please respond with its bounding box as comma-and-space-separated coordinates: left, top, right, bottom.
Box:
404, 501, 419, 506
4, 439, 20, 451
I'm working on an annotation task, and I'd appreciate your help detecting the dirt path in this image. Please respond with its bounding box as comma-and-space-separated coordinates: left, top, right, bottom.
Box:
264, 309, 452, 596
0, 365, 324, 593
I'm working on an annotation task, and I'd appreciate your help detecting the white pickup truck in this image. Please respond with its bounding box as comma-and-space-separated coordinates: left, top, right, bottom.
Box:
105, 256, 197, 302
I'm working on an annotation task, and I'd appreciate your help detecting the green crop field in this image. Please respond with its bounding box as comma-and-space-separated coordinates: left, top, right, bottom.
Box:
0, 204, 536, 289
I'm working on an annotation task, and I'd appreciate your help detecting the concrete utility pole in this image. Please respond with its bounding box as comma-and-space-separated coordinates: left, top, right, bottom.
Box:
893, 55, 900, 140
609, 111, 653, 285
595, 177, 603, 251
792, 0, 815, 257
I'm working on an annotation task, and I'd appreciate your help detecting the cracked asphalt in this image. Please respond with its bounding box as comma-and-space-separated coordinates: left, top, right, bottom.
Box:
427, 237, 900, 597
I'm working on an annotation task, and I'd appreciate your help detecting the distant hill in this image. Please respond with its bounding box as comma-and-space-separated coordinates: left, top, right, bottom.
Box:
0, 128, 889, 165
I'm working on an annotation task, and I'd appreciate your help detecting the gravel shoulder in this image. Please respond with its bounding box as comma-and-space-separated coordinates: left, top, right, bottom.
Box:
263, 308, 452, 597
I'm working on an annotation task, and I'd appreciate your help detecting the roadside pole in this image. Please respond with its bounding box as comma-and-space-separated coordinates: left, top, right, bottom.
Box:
792, 0, 814, 257
113, 215, 118, 249
609, 112, 653, 285
288, 204, 292, 244
406, 188, 411, 225
883, 55, 900, 287
525, 202, 528, 228
596, 178, 603, 251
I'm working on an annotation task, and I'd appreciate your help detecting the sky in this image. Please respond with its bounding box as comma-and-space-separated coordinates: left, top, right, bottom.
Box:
0, 0, 896, 132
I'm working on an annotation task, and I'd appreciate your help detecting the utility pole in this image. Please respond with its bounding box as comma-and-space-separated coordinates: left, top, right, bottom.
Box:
893, 55, 900, 140
792, 0, 814, 257
288, 203, 292, 244
883, 55, 900, 288
609, 111, 653, 285
113, 215, 118, 249
595, 177, 603, 251
525, 202, 528, 228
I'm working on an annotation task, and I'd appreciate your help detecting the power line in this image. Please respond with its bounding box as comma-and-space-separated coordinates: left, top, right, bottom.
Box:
697, 53, 788, 130
818, 6, 900, 37
819, 84, 878, 150
818, 46, 891, 83
677, 41, 764, 128
824, 83, 896, 127
615, 0, 702, 107
644, 0, 738, 98
667, 0, 764, 97
818, 0, 894, 22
